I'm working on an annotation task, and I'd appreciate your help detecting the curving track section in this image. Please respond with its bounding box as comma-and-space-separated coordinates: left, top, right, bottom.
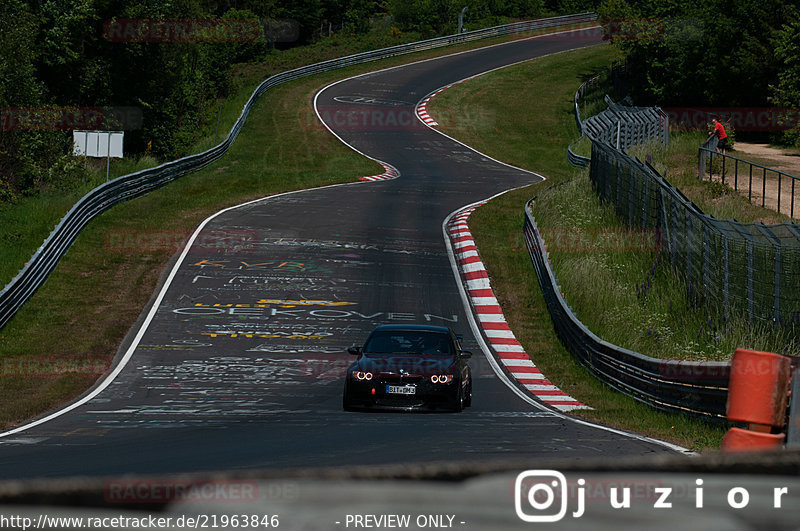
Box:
0, 31, 682, 480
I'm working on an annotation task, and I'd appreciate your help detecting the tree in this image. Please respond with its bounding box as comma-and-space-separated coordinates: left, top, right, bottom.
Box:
769, 7, 800, 147
597, 0, 789, 108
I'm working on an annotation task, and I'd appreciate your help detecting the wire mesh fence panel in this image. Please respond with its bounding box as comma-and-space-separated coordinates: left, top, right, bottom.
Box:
585, 99, 800, 324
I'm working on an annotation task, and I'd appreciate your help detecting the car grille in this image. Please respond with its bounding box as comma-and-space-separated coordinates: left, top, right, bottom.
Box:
378, 373, 423, 385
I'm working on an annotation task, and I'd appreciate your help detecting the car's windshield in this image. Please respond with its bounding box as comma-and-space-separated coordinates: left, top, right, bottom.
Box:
363, 331, 453, 355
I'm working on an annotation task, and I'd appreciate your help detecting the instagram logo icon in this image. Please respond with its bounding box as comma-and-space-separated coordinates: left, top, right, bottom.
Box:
515, 470, 571, 522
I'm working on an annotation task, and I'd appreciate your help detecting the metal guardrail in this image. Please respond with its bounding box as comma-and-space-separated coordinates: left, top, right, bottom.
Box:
699, 145, 800, 219
0, 13, 598, 332
567, 78, 594, 168
567, 139, 591, 168
523, 202, 730, 420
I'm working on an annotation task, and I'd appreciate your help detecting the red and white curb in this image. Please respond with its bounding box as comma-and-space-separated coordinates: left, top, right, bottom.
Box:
359, 162, 399, 182
447, 203, 591, 412
415, 82, 458, 127
415, 76, 477, 128
416, 94, 440, 127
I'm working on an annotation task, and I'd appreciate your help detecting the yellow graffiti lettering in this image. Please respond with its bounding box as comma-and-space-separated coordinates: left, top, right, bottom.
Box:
277, 261, 304, 269
239, 261, 275, 267
254, 299, 357, 307
193, 260, 228, 267
199, 332, 332, 340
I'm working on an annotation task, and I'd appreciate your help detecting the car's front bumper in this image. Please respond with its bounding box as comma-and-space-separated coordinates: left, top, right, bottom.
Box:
343, 379, 461, 411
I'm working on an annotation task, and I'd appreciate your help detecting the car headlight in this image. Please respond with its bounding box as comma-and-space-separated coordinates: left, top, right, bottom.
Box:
430, 374, 453, 384
352, 371, 373, 381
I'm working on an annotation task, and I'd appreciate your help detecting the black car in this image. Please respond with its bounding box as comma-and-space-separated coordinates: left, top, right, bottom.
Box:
342, 324, 472, 412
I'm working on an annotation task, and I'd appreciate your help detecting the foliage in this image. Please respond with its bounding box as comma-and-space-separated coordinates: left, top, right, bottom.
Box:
769, 6, 800, 148
0, 0, 586, 205
390, 0, 547, 35
597, 0, 792, 109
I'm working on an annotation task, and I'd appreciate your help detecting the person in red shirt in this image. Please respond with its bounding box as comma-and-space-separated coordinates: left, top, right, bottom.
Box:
709, 117, 728, 154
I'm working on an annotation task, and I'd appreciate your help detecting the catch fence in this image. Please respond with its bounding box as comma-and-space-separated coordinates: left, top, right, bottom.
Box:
580, 99, 800, 323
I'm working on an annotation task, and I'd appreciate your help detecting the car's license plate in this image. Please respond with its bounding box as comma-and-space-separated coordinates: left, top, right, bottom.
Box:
386, 385, 416, 395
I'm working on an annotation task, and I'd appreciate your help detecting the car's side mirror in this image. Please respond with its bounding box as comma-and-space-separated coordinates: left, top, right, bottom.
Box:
460, 350, 472, 359
347, 346, 362, 356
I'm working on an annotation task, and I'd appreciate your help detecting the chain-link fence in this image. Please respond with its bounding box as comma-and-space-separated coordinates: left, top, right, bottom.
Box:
586, 106, 800, 323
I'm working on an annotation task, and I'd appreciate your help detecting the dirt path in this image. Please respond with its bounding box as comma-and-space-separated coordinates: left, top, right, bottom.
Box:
707, 142, 800, 219
732, 142, 800, 176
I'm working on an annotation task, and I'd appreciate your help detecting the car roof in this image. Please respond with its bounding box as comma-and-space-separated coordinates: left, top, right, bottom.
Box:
370, 324, 452, 334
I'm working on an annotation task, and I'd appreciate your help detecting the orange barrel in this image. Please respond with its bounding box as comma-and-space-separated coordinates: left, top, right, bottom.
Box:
722, 427, 785, 452
726, 348, 792, 427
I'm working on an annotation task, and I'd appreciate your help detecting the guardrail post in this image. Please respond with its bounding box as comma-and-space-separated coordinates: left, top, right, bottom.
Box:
642, 169, 650, 228
685, 215, 692, 298
709, 151, 714, 180
698, 147, 705, 179
703, 224, 710, 302
671, 199, 679, 267
615, 159, 622, 210
723, 234, 730, 319
747, 241, 755, 321
628, 165, 635, 226
754, 226, 782, 322
721, 154, 727, 184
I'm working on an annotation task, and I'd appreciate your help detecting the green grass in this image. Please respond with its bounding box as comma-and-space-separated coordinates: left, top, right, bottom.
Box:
531, 173, 800, 361
428, 44, 727, 450
0, 23, 596, 430
629, 133, 794, 225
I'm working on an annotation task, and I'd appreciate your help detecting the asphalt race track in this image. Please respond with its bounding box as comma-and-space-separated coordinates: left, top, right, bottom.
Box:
0, 31, 682, 480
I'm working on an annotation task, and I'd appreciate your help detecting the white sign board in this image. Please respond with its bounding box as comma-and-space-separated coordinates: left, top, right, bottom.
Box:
73, 130, 124, 158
